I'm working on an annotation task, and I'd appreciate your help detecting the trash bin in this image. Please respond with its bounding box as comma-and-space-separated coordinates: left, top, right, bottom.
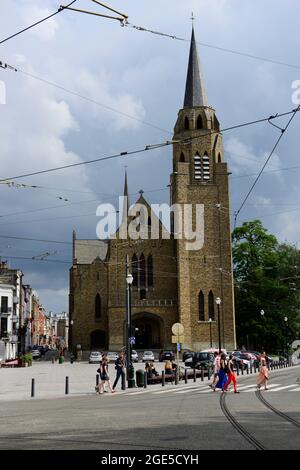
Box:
136, 369, 145, 388
59, 356, 64, 364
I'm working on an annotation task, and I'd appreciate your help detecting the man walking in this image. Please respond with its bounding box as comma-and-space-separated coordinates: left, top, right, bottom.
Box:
211, 351, 220, 391
113, 352, 125, 391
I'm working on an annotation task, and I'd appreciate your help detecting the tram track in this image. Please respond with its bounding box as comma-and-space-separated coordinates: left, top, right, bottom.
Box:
255, 389, 300, 428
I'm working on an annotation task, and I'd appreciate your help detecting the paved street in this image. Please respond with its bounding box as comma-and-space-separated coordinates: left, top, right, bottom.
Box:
0, 364, 299, 450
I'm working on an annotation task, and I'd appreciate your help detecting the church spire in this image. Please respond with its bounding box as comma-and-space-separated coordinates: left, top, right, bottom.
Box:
183, 27, 208, 108
122, 168, 129, 224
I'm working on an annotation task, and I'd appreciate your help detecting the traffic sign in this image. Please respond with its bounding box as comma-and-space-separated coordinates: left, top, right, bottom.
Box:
172, 323, 184, 336
172, 335, 185, 343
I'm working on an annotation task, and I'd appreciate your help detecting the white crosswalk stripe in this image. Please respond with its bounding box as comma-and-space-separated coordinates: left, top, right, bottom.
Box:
267, 384, 299, 392
242, 383, 281, 392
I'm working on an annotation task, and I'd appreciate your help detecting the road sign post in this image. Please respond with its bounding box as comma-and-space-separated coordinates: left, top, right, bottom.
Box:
171, 323, 185, 384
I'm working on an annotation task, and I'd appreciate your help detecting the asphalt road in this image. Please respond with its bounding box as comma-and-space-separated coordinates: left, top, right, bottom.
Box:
0, 366, 299, 450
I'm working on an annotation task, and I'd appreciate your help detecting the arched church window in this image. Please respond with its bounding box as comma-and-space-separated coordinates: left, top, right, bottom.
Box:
179, 152, 185, 162
147, 255, 153, 287
184, 116, 190, 130
197, 115, 203, 129
194, 152, 201, 180
218, 153, 222, 163
199, 291, 205, 321
139, 254, 146, 288
208, 291, 215, 321
148, 216, 151, 226
202, 152, 210, 181
95, 294, 101, 319
132, 254, 138, 287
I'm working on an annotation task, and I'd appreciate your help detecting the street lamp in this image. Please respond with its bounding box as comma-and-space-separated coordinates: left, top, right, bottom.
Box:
284, 316, 288, 358
216, 297, 221, 352
126, 271, 135, 388
208, 318, 213, 348
260, 310, 265, 350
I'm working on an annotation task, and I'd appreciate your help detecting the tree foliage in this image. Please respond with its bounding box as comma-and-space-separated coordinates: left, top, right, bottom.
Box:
232, 220, 300, 353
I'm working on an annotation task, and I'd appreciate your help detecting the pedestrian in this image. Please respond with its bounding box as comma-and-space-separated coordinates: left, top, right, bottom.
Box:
112, 352, 125, 391
215, 353, 228, 391
257, 351, 269, 390
211, 351, 220, 390
98, 357, 115, 394
149, 362, 159, 377
223, 354, 239, 393
165, 360, 173, 375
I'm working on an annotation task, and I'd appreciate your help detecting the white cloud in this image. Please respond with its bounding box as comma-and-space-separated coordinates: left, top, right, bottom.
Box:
20, 2, 59, 41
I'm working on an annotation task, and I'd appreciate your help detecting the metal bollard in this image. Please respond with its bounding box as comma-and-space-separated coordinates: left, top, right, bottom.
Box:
201, 367, 204, 382
31, 378, 35, 398
250, 364, 253, 374
185, 369, 188, 384
144, 372, 147, 389
122, 372, 126, 391
247, 366, 249, 375
193, 368, 196, 382
237, 364, 240, 376
207, 367, 211, 381
162, 370, 165, 387
175, 372, 178, 385
65, 376, 69, 395
96, 374, 99, 387
241, 366, 244, 375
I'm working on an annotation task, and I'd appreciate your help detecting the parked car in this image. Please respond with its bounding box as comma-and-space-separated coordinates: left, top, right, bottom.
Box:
89, 351, 102, 364
186, 352, 215, 369
182, 350, 194, 362
106, 352, 118, 362
159, 350, 175, 362
142, 351, 155, 362
232, 352, 251, 370
131, 350, 139, 362
32, 349, 41, 359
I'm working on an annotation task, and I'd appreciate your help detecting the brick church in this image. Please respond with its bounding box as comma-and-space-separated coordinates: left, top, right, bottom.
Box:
69, 28, 236, 352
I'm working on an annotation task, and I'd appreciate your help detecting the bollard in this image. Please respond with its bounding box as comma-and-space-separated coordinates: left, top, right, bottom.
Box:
144, 372, 147, 389
247, 365, 249, 375
96, 374, 99, 387
162, 370, 165, 387
193, 368, 196, 382
207, 367, 211, 381
175, 372, 178, 385
185, 368, 188, 384
201, 367, 204, 382
237, 364, 240, 376
52, 357, 55, 364
122, 372, 126, 391
31, 378, 35, 398
65, 376, 69, 395
250, 364, 253, 374
241, 365, 244, 375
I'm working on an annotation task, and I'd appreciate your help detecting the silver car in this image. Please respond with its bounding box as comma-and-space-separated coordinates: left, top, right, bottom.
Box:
142, 350, 155, 362
107, 352, 118, 362
89, 351, 102, 364
131, 350, 139, 362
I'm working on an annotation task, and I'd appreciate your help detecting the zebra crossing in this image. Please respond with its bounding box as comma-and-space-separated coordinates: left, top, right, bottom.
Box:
122, 382, 300, 397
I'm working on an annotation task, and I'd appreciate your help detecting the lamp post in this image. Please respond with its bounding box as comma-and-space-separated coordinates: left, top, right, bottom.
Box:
208, 318, 213, 348
216, 297, 221, 352
126, 258, 135, 388
260, 310, 265, 350
284, 316, 288, 358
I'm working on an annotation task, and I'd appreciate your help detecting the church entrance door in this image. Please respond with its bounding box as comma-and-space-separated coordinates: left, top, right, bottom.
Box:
132, 314, 163, 349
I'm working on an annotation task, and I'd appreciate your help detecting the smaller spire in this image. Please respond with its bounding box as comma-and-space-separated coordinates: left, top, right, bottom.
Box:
184, 26, 208, 108
122, 168, 129, 224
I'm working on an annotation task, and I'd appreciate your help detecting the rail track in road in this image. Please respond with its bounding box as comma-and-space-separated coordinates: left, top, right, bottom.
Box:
255, 389, 300, 428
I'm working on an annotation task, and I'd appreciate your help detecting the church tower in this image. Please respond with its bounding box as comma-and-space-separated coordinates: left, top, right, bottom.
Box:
171, 28, 236, 351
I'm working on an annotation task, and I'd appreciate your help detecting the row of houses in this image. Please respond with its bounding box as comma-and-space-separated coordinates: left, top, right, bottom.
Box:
0, 260, 68, 361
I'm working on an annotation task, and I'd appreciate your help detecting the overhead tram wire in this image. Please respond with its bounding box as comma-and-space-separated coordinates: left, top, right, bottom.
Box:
0, 60, 171, 136
0, 108, 299, 184
125, 23, 300, 71
0, 1, 78, 45
234, 104, 300, 226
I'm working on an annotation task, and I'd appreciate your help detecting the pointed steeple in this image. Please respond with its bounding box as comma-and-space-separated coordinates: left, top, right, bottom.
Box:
122, 168, 129, 224
184, 27, 208, 108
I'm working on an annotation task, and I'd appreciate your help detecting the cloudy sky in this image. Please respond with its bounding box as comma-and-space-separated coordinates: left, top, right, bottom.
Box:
1, 0, 300, 312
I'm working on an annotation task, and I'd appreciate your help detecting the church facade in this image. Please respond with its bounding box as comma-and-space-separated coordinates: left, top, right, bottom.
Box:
69, 29, 236, 352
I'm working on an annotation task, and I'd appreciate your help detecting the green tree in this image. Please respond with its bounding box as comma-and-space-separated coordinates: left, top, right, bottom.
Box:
232, 220, 300, 353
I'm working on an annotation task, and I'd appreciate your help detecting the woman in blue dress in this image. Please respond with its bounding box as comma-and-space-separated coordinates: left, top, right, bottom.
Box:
215, 353, 228, 391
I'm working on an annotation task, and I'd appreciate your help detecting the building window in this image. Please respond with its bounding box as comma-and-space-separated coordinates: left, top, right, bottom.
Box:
139, 254, 146, 288
95, 294, 101, 319
202, 152, 210, 181
0, 317, 8, 338
1, 296, 8, 313
132, 254, 138, 287
194, 152, 202, 180
208, 291, 215, 321
96, 272, 100, 281
197, 115, 203, 129
199, 291, 205, 321
184, 116, 189, 130
179, 152, 185, 162
147, 255, 153, 287
140, 289, 147, 300
218, 153, 222, 163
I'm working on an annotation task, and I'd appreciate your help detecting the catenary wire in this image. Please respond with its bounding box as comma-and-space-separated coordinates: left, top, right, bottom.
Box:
0, 1, 78, 45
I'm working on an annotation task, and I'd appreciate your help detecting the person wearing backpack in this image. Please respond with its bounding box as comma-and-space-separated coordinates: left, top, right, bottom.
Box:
223, 354, 240, 393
